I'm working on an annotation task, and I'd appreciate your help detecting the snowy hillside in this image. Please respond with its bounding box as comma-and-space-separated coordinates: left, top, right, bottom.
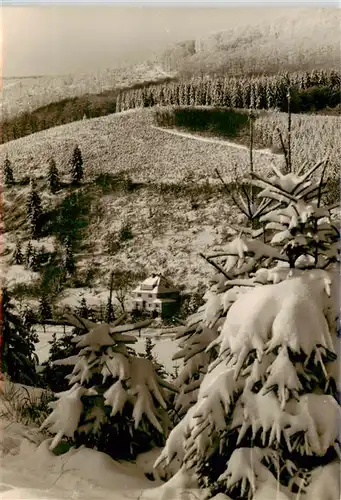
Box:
1, 64, 173, 118
1, 108, 272, 303
1, 108, 339, 185
2, 107, 339, 301
157, 7, 340, 75
0, 108, 277, 182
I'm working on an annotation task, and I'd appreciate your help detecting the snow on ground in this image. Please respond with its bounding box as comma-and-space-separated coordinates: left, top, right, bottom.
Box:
151, 125, 278, 157
1, 412, 336, 500
56, 289, 109, 311
0, 108, 280, 184
56, 287, 135, 313
2, 265, 40, 290
0, 418, 208, 500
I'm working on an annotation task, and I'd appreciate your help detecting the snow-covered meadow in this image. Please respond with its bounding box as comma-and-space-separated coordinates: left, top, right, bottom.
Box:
2, 107, 340, 186
0, 108, 278, 183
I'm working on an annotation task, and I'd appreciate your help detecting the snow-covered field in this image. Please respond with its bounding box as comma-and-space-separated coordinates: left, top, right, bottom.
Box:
0, 108, 278, 183
1, 107, 339, 191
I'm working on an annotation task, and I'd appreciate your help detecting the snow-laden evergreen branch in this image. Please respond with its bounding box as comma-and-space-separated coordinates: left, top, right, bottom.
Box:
40, 316, 178, 459
156, 152, 340, 499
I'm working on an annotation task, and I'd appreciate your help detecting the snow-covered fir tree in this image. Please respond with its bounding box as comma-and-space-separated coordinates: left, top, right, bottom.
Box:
141, 337, 169, 380
26, 180, 43, 237
105, 272, 115, 323
64, 240, 76, 275
24, 241, 34, 268
40, 315, 178, 460
154, 157, 340, 500
1, 289, 39, 385
76, 297, 92, 319
42, 300, 91, 392
105, 296, 115, 323
4, 155, 15, 187
42, 328, 79, 393
70, 145, 84, 184
144, 336, 157, 362
12, 241, 24, 265
38, 294, 52, 322
28, 247, 40, 271
47, 157, 60, 194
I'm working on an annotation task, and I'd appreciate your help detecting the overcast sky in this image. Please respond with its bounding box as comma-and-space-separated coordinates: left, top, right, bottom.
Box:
1, 3, 338, 77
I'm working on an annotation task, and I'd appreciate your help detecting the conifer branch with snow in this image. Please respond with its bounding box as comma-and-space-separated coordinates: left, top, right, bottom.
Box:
40, 315, 178, 460
155, 146, 340, 499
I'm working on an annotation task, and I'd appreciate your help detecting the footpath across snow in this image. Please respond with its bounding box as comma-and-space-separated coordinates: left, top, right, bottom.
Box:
151, 125, 279, 156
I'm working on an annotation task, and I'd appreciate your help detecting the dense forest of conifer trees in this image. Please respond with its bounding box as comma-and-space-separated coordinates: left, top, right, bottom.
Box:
116, 70, 340, 113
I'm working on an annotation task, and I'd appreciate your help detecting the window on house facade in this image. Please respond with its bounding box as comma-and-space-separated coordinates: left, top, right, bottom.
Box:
142, 285, 153, 291
148, 294, 152, 298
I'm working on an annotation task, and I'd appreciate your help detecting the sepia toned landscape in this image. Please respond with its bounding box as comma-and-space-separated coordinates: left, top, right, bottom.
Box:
1, 5, 340, 500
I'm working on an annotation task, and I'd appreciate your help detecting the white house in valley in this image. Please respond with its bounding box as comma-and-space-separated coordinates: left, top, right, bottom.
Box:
132, 274, 180, 318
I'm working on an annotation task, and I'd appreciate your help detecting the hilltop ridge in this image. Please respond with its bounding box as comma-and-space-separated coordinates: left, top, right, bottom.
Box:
154, 8, 341, 76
